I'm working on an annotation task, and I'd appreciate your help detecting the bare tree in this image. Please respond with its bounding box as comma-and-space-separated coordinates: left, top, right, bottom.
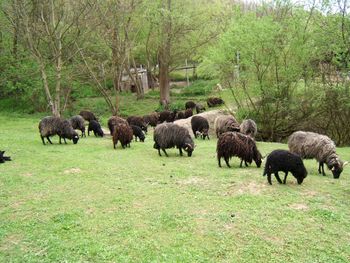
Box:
4, 0, 90, 116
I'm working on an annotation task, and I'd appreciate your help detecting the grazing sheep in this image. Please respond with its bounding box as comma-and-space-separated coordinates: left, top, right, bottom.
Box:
191, 116, 210, 140
214, 115, 240, 138
207, 97, 224, 107
185, 101, 196, 109
131, 125, 145, 142
217, 132, 262, 168
127, 116, 148, 133
0, 151, 11, 163
153, 123, 195, 157
195, 103, 206, 114
112, 123, 133, 149
263, 149, 308, 185
240, 119, 257, 138
184, 108, 193, 118
288, 131, 348, 178
79, 110, 98, 122
108, 116, 128, 135
143, 112, 159, 127
159, 110, 177, 123
175, 111, 186, 120
88, 120, 104, 137
69, 115, 86, 137
39, 116, 79, 145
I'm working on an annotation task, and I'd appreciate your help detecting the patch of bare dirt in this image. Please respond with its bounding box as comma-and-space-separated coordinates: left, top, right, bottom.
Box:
224, 181, 266, 196
21, 173, 33, 177
289, 203, 309, 211
176, 176, 208, 186
63, 168, 81, 174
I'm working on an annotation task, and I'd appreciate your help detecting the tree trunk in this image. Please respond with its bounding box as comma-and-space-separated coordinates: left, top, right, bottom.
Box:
159, 60, 170, 107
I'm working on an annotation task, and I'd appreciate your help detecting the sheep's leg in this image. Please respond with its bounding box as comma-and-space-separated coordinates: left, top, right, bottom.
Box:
63, 138, 67, 144
179, 148, 183, 156
41, 136, 46, 145
321, 162, 326, 176
318, 162, 322, 174
267, 173, 272, 185
46, 136, 53, 144
113, 142, 117, 149
162, 149, 168, 157
59, 136, 62, 144
158, 148, 162, 156
245, 161, 248, 167
240, 159, 243, 168
193, 130, 197, 138
218, 157, 222, 167
274, 172, 283, 184
283, 172, 288, 184
224, 157, 231, 168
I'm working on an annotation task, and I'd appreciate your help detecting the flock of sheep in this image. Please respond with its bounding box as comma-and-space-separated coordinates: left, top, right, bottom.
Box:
37, 97, 348, 185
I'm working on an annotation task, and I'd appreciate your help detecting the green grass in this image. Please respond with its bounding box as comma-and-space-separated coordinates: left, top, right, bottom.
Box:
1, 115, 350, 262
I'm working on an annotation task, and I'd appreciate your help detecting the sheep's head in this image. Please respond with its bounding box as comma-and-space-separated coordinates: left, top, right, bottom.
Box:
330, 159, 347, 179
254, 150, 263, 168
184, 143, 194, 157
72, 134, 79, 144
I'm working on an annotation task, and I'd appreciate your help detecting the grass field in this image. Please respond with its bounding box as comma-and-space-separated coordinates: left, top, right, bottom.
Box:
1, 114, 350, 262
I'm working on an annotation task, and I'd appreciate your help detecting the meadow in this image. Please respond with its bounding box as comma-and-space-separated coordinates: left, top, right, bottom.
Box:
0, 114, 350, 262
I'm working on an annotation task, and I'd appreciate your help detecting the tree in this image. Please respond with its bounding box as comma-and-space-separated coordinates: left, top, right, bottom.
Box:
4, 0, 91, 116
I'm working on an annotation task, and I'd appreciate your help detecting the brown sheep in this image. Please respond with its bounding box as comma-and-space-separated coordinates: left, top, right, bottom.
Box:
108, 116, 128, 135
217, 132, 262, 168
214, 115, 240, 138
112, 123, 133, 149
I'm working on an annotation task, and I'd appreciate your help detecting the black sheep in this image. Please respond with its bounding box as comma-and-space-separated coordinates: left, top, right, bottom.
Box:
0, 151, 11, 163
217, 132, 262, 168
263, 149, 308, 185
112, 123, 133, 149
185, 101, 196, 109
39, 116, 79, 145
191, 116, 210, 140
88, 120, 104, 137
159, 110, 177, 123
79, 110, 98, 122
153, 123, 195, 157
175, 111, 186, 120
207, 97, 224, 107
131, 125, 145, 142
127, 116, 148, 134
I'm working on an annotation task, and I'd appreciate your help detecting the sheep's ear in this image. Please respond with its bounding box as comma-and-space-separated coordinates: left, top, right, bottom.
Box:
343, 161, 349, 167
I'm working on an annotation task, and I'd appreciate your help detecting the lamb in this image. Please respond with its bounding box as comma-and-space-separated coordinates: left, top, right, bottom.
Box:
214, 115, 240, 138
131, 125, 145, 142
159, 110, 177, 123
217, 132, 262, 168
143, 112, 159, 127
288, 131, 348, 178
153, 123, 195, 157
195, 103, 206, 114
127, 116, 148, 133
88, 120, 104, 137
240, 119, 257, 138
263, 149, 308, 185
112, 123, 133, 149
69, 115, 86, 137
185, 101, 196, 109
207, 97, 224, 107
79, 110, 98, 122
191, 116, 210, 140
0, 151, 11, 163
39, 116, 79, 145
108, 116, 128, 135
